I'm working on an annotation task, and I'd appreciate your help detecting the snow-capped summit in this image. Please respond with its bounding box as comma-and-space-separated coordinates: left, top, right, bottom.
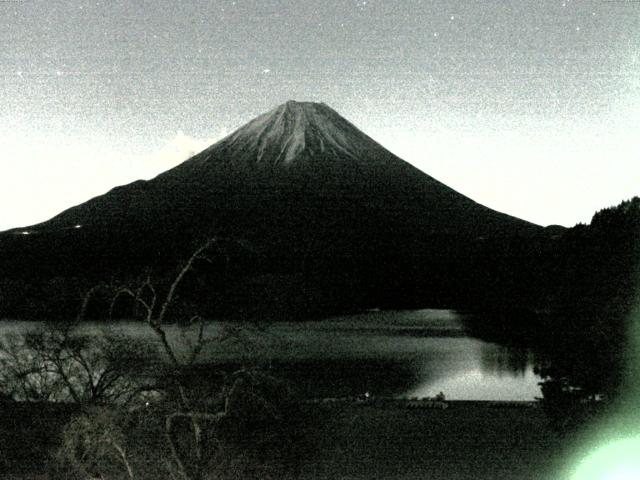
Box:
192, 100, 392, 169
218, 101, 374, 163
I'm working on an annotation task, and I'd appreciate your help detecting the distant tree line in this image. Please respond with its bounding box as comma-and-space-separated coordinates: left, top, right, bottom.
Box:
463, 197, 640, 428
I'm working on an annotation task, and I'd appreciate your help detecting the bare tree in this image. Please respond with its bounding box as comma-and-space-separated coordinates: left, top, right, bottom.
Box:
0, 325, 157, 404
0, 332, 67, 402
1, 239, 303, 480
53, 239, 234, 479
103, 239, 300, 480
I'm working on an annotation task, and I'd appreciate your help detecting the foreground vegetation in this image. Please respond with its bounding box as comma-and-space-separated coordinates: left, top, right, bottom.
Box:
0, 241, 312, 480
1, 398, 570, 480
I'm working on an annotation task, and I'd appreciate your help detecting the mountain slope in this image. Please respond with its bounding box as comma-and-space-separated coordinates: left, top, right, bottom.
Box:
24, 101, 535, 237
0, 101, 542, 318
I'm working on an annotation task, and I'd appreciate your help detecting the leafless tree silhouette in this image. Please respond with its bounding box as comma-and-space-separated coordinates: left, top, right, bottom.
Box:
57, 239, 298, 480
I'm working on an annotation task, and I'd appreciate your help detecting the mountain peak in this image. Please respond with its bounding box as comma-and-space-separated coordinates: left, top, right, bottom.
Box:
213, 100, 377, 166
277, 100, 333, 117
282, 99, 326, 109
276, 100, 331, 123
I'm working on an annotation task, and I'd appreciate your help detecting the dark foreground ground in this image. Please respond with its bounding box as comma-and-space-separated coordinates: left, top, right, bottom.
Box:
1, 400, 572, 480
299, 401, 569, 480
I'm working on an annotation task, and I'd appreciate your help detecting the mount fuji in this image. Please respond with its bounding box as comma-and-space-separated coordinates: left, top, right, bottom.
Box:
0, 101, 542, 318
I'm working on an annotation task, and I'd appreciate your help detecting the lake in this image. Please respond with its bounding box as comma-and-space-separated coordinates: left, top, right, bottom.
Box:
0, 309, 542, 401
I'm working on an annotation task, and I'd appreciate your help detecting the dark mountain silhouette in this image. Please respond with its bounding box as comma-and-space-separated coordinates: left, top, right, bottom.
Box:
11, 101, 537, 236
0, 101, 545, 319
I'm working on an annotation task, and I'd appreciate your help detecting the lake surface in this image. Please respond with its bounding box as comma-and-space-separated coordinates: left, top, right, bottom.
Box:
0, 309, 542, 401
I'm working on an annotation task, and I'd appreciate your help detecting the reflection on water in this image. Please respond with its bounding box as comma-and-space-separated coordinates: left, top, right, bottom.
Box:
0, 309, 543, 401
480, 343, 534, 377
407, 341, 541, 401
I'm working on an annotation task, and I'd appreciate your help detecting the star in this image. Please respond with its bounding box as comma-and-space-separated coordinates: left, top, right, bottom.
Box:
576, 26, 580, 32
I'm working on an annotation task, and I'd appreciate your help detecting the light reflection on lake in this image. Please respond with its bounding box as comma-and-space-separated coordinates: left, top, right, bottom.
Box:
406, 339, 541, 401
0, 309, 542, 401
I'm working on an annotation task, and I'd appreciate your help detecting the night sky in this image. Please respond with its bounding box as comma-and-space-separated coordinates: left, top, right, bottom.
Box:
1, 0, 639, 230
